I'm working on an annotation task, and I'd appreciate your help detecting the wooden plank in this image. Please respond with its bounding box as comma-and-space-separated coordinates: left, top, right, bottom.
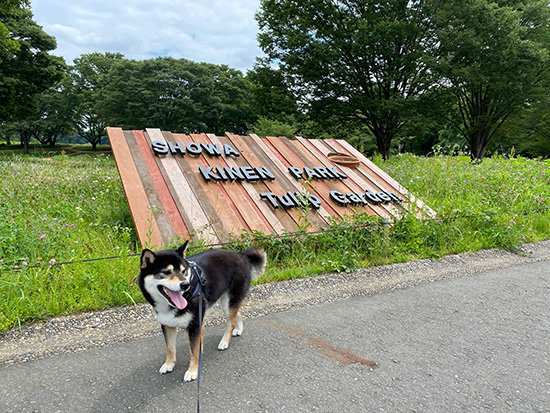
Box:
106, 127, 163, 248
247, 134, 332, 227
250, 134, 334, 222
326, 139, 401, 194
184, 133, 250, 235
165, 132, 231, 242
132, 130, 188, 243
295, 136, 394, 218
322, 139, 408, 218
204, 133, 274, 234
331, 139, 436, 218
145, 129, 219, 244
124, 131, 175, 244
264, 136, 348, 219
304, 137, 401, 218
285, 137, 378, 217
209, 133, 287, 234
190, 133, 272, 235
223, 133, 305, 233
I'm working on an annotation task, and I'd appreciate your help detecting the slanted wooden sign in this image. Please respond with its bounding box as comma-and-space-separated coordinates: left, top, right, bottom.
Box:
107, 127, 434, 248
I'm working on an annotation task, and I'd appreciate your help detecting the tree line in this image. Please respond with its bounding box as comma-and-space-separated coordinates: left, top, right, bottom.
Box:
1, 0, 548, 160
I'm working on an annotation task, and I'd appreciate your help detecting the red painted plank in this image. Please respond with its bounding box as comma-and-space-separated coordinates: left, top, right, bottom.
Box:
248, 134, 333, 226
146, 129, 219, 244
133, 130, 189, 241
303, 137, 398, 218
165, 132, 230, 241
226, 133, 316, 232
171, 133, 242, 238
331, 139, 435, 218
106, 127, 163, 248
264, 136, 347, 219
208, 134, 282, 233
191, 133, 272, 235
124, 131, 175, 244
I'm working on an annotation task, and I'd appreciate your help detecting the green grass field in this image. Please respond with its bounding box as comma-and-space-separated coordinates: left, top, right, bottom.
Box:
0, 148, 548, 332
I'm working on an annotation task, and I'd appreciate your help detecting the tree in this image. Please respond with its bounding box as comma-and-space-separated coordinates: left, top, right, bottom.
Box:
491, 75, 550, 158
0, 0, 28, 55
249, 116, 298, 137
0, 7, 65, 153
256, 0, 437, 159
429, 0, 550, 161
34, 77, 74, 146
68, 52, 124, 149
246, 59, 298, 123
98, 57, 256, 135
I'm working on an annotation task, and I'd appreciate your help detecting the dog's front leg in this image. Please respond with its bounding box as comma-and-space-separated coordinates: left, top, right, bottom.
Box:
184, 323, 203, 382
159, 325, 177, 374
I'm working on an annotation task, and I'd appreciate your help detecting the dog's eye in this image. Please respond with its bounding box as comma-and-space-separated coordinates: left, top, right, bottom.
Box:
162, 270, 171, 275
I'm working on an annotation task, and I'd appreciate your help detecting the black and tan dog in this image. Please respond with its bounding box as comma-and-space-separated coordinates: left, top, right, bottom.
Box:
138, 241, 266, 381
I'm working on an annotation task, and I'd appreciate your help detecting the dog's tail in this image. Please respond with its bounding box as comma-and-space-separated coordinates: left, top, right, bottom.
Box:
242, 247, 267, 281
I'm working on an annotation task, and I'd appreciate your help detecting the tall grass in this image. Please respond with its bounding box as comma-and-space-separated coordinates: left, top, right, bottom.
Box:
0, 150, 548, 332
0, 151, 142, 332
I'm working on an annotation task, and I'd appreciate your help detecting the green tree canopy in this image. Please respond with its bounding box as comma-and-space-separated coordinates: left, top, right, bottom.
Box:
98, 57, 256, 135
429, 0, 550, 161
246, 59, 298, 123
0, 7, 65, 153
256, 0, 437, 159
0, 0, 28, 56
68, 52, 124, 149
33, 75, 74, 146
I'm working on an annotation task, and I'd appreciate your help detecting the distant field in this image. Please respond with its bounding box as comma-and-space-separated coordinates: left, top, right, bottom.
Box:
0, 147, 548, 332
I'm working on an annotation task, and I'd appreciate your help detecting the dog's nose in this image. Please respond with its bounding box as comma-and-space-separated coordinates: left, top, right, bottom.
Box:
180, 281, 190, 291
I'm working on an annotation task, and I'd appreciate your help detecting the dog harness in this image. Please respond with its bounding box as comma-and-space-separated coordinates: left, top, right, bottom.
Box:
184, 260, 208, 301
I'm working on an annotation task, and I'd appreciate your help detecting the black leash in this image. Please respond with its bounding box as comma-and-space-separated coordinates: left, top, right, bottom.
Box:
187, 261, 206, 413
197, 284, 203, 413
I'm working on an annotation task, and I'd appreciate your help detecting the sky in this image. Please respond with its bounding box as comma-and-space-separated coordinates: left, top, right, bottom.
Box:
31, 0, 264, 72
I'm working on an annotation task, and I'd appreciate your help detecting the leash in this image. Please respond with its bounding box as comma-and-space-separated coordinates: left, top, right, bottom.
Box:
197, 283, 203, 413
187, 261, 206, 413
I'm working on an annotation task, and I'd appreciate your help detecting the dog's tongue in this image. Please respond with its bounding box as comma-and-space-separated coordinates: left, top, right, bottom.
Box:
167, 290, 188, 310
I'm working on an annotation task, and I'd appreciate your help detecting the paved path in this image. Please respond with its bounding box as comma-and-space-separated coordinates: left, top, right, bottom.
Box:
1, 246, 549, 412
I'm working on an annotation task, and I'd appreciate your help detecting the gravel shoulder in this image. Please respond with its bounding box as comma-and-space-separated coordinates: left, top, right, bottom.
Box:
1, 240, 549, 367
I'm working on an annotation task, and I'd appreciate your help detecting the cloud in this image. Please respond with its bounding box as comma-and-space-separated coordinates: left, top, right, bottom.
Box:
32, 0, 264, 71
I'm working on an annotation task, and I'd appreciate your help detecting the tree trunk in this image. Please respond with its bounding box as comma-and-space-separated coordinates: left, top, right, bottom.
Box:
468, 130, 490, 163
372, 128, 394, 160
22, 134, 30, 154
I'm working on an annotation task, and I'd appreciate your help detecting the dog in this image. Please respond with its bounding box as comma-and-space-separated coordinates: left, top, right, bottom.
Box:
138, 240, 266, 382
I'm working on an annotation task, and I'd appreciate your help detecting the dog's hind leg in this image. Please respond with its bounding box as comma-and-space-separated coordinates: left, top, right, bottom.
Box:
218, 302, 243, 350
159, 325, 177, 374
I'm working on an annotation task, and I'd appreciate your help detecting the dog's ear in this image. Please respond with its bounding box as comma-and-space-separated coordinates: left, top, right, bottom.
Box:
176, 240, 189, 258
140, 249, 156, 269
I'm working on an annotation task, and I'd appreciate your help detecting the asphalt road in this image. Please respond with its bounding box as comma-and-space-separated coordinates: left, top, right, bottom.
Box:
1, 259, 549, 412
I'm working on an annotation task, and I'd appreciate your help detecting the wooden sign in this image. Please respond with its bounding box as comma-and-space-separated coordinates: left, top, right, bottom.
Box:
107, 127, 435, 248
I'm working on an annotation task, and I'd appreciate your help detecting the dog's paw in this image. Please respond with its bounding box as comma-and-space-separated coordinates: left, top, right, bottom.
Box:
159, 363, 175, 374
232, 326, 243, 337
217, 339, 229, 351
184, 369, 198, 382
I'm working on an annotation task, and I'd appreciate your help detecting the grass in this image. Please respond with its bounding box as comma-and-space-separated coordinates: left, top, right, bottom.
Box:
0, 148, 548, 333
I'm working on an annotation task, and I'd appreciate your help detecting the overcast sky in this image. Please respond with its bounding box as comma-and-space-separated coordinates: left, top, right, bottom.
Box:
32, 0, 264, 72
